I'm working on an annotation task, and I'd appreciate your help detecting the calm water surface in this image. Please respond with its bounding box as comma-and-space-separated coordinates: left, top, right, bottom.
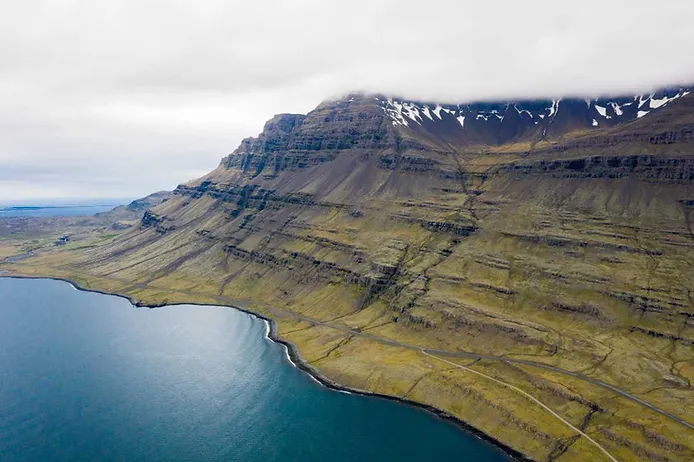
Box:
0, 205, 118, 217
0, 278, 511, 461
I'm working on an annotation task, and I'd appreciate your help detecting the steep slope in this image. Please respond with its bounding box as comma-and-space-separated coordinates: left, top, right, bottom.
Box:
6, 87, 694, 462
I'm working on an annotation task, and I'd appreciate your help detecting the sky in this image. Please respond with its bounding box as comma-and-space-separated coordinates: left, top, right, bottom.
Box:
1, 0, 693, 201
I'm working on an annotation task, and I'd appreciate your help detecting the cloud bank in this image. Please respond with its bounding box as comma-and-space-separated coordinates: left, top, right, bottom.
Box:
1, 0, 693, 200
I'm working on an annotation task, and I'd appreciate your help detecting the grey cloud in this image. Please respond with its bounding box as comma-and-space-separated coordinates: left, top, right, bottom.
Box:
1, 0, 693, 200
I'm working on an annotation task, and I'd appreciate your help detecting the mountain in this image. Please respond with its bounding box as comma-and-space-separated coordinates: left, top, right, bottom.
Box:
6, 86, 694, 461
96, 190, 173, 229
380, 88, 691, 143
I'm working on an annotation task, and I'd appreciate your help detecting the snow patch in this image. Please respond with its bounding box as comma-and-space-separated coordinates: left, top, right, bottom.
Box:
610, 102, 624, 116
381, 99, 427, 126
514, 105, 533, 118
638, 94, 653, 109
649, 92, 684, 110
548, 99, 560, 117
382, 99, 410, 126
432, 105, 443, 119
649, 97, 669, 109
380, 88, 689, 131
402, 103, 423, 125
594, 105, 608, 117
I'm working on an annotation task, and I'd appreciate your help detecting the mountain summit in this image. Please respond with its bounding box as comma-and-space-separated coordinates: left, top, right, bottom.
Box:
379, 87, 691, 142
9, 85, 694, 461
190, 85, 694, 206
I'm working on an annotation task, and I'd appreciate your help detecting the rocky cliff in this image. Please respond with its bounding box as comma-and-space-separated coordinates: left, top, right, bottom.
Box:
9, 86, 694, 462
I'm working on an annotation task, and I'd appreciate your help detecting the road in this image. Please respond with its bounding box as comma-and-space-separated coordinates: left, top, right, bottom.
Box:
421, 350, 619, 462
4, 270, 693, 434
254, 298, 694, 433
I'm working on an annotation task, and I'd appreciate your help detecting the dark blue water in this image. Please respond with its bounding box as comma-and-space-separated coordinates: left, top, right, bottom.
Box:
0, 278, 511, 461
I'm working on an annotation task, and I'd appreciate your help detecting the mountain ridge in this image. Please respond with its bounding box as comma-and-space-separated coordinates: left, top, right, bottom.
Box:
4, 83, 694, 462
242, 85, 693, 148
214, 85, 693, 174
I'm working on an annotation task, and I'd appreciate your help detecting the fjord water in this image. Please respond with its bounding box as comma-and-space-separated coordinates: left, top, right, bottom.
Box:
0, 204, 118, 217
0, 198, 132, 217
0, 278, 511, 461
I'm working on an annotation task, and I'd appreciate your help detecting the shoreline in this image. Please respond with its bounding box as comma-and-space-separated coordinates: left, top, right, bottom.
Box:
1, 274, 530, 461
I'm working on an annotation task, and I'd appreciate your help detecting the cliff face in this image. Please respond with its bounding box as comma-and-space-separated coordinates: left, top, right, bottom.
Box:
219, 96, 401, 180
21, 87, 694, 461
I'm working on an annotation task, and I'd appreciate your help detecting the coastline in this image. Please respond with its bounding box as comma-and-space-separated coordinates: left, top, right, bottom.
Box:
1, 274, 530, 461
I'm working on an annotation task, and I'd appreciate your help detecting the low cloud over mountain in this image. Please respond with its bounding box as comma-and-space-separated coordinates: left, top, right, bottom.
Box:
1, 0, 693, 199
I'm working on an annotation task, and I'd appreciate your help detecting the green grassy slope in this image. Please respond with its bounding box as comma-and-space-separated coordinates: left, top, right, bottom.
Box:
4, 92, 694, 461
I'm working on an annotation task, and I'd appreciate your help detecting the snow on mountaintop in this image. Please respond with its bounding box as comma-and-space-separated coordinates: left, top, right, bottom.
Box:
375, 87, 691, 133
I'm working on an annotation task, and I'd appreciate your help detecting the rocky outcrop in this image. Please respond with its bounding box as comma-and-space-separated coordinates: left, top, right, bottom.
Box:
221, 96, 405, 180
501, 155, 694, 181
141, 211, 162, 228
140, 211, 175, 234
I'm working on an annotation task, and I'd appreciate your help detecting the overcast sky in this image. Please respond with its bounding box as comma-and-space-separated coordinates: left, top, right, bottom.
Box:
1, 0, 693, 202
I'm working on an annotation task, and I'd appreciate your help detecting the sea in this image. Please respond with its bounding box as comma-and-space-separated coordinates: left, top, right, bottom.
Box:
0, 278, 512, 461
0, 199, 130, 218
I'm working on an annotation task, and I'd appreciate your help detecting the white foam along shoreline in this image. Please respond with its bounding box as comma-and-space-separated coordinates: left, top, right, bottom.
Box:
0, 275, 529, 461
